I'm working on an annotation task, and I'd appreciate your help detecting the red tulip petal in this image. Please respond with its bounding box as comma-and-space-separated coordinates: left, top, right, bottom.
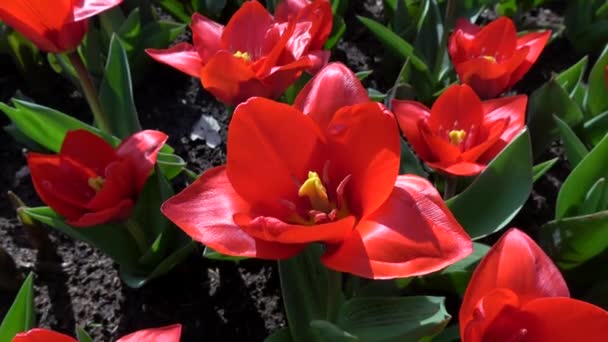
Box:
454, 17, 481, 37
227, 97, 324, 214
255, 20, 299, 78
461, 118, 508, 162
146, 43, 204, 78
72, 0, 123, 21
116, 130, 168, 193
418, 121, 461, 163
85, 161, 134, 211
221, 0, 273, 60
60, 129, 116, 175
161, 166, 305, 259
260, 57, 313, 99
293, 0, 333, 50
509, 30, 551, 89
478, 95, 527, 163
392, 100, 433, 160
191, 13, 223, 63
200, 51, 271, 105
234, 213, 356, 244
470, 17, 517, 61
448, 30, 474, 66
0, 0, 83, 52
305, 50, 330, 74
67, 198, 133, 227
27, 153, 94, 219
274, 0, 309, 21
294, 63, 369, 129
521, 297, 608, 342
326, 102, 400, 217
321, 175, 472, 279
425, 160, 486, 177
460, 228, 569, 336
13, 328, 77, 342
117, 324, 182, 342
429, 84, 484, 133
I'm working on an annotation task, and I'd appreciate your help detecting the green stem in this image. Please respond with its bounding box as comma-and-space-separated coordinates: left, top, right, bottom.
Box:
326, 269, 342, 322
125, 218, 149, 255
444, 176, 458, 200
67, 51, 111, 135
433, 0, 457, 80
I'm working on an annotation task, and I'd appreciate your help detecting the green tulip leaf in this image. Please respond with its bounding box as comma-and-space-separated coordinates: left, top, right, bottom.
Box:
587, 44, 608, 116
336, 296, 451, 341
448, 129, 533, 239
156, 152, 187, 180
554, 114, 589, 167
76, 327, 94, 342
203, 246, 248, 261
265, 328, 294, 342
309, 321, 357, 341
582, 110, 608, 146
0, 273, 35, 342
533, 157, 559, 182
555, 56, 588, 97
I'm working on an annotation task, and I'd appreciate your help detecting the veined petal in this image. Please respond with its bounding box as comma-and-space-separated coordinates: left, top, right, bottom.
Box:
116, 130, 168, 193
116, 324, 182, 342
72, 0, 123, 21
392, 99, 433, 160
294, 63, 369, 129
200, 51, 271, 105
227, 97, 324, 213
508, 30, 551, 90
321, 175, 472, 279
161, 166, 305, 259
13, 328, 77, 342
67, 198, 133, 227
460, 228, 569, 338
521, 297, 608, 342
234, 214, 356, 244
221, 0, 273, 60
191, 12, 223, 63
60, 129, 116, 175
326, 102, 400, 217
146, 43, 204, 78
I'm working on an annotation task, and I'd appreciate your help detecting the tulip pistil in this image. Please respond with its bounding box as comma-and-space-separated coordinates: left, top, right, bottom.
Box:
233, 50, 251, 62
448, 129, 467, 146
299, 171, 331, 212
482, 55, 497, 63
88, 176, 106, 192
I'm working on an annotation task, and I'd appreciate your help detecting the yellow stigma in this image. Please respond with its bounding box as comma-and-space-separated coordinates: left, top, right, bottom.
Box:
298, 171, 330, 212
448, 129, 467, 146
233, 50, 251, 62
88, 176, 106, 192
482, 55, 497, 63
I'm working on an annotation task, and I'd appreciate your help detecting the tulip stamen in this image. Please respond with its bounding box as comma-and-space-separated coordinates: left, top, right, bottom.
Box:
448, 129, 467, 146
233, 50, 251, 62
482, 55, 497, 63
88, 176, 106, 192
299, 171, 331, 212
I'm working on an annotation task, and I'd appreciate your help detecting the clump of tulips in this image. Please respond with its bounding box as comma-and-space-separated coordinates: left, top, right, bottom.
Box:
1, 0, 608, 341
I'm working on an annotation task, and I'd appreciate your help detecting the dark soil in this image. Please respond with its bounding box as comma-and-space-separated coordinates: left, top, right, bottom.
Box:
0, 1, 581, 341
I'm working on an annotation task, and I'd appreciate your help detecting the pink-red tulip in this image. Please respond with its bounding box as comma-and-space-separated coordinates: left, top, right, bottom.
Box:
460, 228, 608, 342
146, 0, 332, 106
162, 63, 472, 279
13, 324, 182, 342
0, 0, 123, 53
392, 84, 526, 176
448, 17, 551, 98
27, 129, 167, 227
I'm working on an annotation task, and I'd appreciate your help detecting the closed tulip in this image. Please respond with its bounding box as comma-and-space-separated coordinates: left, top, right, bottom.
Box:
13, 324, 182, 342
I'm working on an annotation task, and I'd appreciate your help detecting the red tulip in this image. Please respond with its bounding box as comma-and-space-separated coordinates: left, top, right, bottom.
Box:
392, 84, 526, 176
460, 228, 608, 342
448, 17, 551, 98
13, 325, 182, 342
146, 0, 332, 106
0, 0, 123, 53
162, 63, 472, 279
27, 129, 167, 227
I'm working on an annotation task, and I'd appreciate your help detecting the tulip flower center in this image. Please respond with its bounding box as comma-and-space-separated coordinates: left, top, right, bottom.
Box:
233, 50, 252, 62
88, 176, 106, 192
448, 129, 467, 146
482, 55, 497, 63
285, 169, 350, 225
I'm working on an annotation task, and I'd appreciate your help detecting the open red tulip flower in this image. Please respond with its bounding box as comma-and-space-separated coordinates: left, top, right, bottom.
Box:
0, 0, 123, 53
392, 84, 526, 177
460, 228, 608, 342
448, 16, 551, 98
13, 324, 182, 342
162, 63, 472, 279
27, 129, 167, 227
146, 0, 332, 106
